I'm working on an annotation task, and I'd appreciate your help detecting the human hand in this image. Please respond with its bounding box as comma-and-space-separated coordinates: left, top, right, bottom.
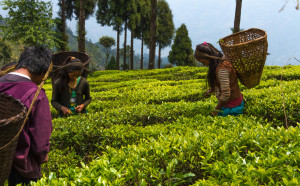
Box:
210, 111, 218, 116
61, 106, 72, 115
204, 89, 212, 98
42, 154, 49, 163
75, 104, 85, 113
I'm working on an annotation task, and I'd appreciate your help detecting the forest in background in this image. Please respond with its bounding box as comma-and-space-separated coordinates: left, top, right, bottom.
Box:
0, 15, 169, 70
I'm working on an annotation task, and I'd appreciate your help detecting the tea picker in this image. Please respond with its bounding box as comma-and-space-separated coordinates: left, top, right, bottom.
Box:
0, 61, 53, 186
194, 28, 268, 116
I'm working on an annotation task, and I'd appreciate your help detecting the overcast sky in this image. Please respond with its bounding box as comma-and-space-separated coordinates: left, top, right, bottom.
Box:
1, 0, 300, 66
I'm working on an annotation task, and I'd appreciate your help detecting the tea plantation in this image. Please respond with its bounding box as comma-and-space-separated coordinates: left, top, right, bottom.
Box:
33, 66, 299, 185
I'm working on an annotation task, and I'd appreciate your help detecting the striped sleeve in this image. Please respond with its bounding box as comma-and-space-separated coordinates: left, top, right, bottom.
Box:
217, 69, 231, 102
215, 86, 221, 100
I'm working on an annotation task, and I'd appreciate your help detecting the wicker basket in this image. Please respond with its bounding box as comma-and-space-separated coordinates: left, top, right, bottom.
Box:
51, 51, 90, 83
219, 28, 268, 88
0, 93, 26, 185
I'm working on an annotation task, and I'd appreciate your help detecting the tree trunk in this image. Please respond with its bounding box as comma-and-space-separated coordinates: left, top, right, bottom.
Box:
141, 33, 144, 69
158, 43, 161, 69
105, 52, 109, 67
234, 0, 242, 33
117, 28, 120, 70
123, 20, 127, 70
130, 30, 134, 70
62, 0, 67, 51
78, 0, 85, 52
149, 0, 157, 69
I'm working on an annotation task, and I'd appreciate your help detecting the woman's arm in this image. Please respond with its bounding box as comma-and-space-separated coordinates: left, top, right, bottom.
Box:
82, 80, 92, 107
51, 81, 64, 111
215, 68, 231, 110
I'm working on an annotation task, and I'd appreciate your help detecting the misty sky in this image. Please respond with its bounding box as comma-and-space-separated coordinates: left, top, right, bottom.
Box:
1, 0, 300, 66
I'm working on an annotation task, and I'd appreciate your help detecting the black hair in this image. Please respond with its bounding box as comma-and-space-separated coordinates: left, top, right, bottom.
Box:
16, 46, 52, 75
56, 57, 83, 92
195, 43, 223, 91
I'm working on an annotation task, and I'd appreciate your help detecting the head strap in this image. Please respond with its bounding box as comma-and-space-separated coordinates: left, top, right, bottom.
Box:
194, 49, 223, 61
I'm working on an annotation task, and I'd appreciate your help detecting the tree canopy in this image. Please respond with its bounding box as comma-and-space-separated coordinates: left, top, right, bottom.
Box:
0, 0, 57, 48
168, 24, 193, 66
157, 0, 174, 68
99, 36, 116, 66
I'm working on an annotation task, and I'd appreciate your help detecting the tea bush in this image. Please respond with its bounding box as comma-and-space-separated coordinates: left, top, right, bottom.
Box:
32, 66, 300, 185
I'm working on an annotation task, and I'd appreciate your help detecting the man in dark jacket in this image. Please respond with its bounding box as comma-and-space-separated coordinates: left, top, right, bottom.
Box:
0, 46, 53, 186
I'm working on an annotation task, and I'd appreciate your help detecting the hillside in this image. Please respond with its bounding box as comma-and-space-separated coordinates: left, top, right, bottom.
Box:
66, 27, 170, 70
34, 65, 300, 185
0, 14, 169, 70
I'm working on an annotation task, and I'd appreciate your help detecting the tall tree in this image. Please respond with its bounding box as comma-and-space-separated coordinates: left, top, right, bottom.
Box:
157, 0, 174, 69
168, 24, 193, 66
78, 0, 85, 52
0, 0, 57, 48
120, 45, 131, 70
56, 0, 69, 51
96, 0, 123, 70
134, 0, 151, 69
99, 36, 115, 67
128, 0, 139, 70
233, 0, 242, 33
148, 0, 157, 69
121, 0, 138, 70
65, 0, 97, 52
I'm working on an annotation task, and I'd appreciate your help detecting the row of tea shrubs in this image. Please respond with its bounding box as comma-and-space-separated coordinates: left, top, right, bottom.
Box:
36, 66, 299, 185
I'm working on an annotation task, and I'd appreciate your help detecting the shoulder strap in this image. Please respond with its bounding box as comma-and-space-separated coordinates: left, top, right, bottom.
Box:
20, 87, 38, 105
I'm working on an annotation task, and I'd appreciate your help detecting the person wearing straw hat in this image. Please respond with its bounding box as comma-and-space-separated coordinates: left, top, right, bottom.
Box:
0, 46, 53, 185
194, 42, 244, 116
51, 56, 91, 116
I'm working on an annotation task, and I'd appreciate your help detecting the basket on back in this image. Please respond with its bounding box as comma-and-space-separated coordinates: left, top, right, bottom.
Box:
51, 51, 90, 84
219, 28, 268, 88
0, 93, 26, 185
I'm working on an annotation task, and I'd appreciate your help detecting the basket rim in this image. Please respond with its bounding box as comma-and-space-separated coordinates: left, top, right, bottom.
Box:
52, 51, 90, 56
219, 28, 267, 48
52, 51, 90, 66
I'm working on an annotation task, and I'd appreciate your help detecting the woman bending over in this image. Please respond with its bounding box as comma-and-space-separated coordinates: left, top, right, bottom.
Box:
51, 57, 91, 116
194, 42, 244, 116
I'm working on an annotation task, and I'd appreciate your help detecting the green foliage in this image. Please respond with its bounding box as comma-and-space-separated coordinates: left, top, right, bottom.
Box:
54, 18, 69, 52
168, 24, 194, 66
0, 0, 57, 48
99, 36, 115, 67
99, 36, 116, 49
0, 37, 12, 65
36, 65, 300, 185
134, 0, 151, 40
66, 0, 97, 20
54, 0, 69, 52
106, 55, 117, 70
157, 0, 174, 49
96, 0, 123, 31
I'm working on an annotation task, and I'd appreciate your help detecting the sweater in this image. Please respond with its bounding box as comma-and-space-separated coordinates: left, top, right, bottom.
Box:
51, 77, 91, 116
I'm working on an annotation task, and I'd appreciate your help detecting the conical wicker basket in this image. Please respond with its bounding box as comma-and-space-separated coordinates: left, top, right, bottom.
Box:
0, 93, 26, 185
51, 51, 90, 83
219, 28, 268, 88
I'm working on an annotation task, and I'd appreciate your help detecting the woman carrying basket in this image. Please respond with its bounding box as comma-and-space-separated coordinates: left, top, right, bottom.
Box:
51, 57, 91, 116
194, 42, 244, 116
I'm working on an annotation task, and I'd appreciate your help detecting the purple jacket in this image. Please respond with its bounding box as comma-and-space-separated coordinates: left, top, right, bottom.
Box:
0, 74, 52, 178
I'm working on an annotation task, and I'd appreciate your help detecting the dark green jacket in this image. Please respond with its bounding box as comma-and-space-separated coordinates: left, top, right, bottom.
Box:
51, 77, 91, 115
